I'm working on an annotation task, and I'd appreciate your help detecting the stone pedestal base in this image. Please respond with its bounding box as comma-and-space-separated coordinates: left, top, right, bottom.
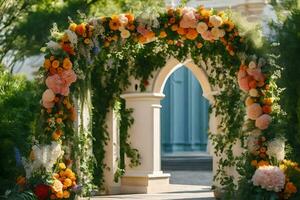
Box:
121, 173, 170, 194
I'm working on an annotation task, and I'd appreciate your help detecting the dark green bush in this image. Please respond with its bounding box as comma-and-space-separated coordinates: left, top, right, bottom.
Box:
277, 9, 300, 163
0, 65, 40, 194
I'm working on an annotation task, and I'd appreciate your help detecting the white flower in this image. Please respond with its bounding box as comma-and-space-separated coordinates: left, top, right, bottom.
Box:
249, 88, 259, 97
252, 166, 285, 192
119, 14, 128, 26
267, 138, 285, 161
120, 30, 131, 39
196, 22, 208, 34
248, 61, 257, 69
46, 41, 61, 51
209, 15, 223, 27
65, 30, 78, 46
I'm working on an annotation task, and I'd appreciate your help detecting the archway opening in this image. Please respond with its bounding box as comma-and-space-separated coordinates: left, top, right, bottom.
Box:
160, 65, 213, 187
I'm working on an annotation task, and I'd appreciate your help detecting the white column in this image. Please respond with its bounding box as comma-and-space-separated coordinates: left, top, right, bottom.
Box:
103, 110, 121, 194
120, 92, 170, 194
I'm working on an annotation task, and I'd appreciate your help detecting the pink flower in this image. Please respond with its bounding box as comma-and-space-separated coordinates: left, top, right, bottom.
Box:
42, 89, 55, 109
255, 114, 272, 130
61, 69, 77, 85
247, 103, 263, 120
45, 69, 77, 96
238, 76, 250, 92
179, 8, 197, 28
252, 166, 285, 192
238, 69, 247, 79
247, 68, 265, 82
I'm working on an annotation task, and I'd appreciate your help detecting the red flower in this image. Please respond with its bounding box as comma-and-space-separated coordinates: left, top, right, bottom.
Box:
34, 184, 50, 200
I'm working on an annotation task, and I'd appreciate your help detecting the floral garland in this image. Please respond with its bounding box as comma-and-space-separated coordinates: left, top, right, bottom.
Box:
12, 5, 300, 200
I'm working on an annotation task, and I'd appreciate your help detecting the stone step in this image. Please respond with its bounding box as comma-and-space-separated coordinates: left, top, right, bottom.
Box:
161, 155, 213, 171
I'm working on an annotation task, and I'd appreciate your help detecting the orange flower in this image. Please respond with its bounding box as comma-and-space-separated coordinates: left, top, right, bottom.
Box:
109, 16, 121, 31
69, 23, 77, 32
167, 40, 174, 45
57, 67, 63, 75
52, 60, 60, 69
263, 98, 273, 106
104, 41, 110, 47
75, 23, 86, 36
262, 105, 272, 114
125, 13, 134, 23
251, 160, 258, 167
44, 59, 51, 70
52, 131, 61, 141
63, 58, 72, 70
159, 31, 167, 38
56, 118, 62, 124
63, 178, 72, 187
177, 27, 187, 35
185, 28, 198, 40
64, 168, 73, 177
285, 182, 297, 194
56, 191, 63, 199
127, 24, 135, 31
63, 191, 70, 198
169, 17, 176, 24
257, 160, 269, 167
62, 43, 75, 55
260, 147, 267, 153
145, 31, 155, 39
171, 24, 178, 31
200, 9, 211, 19
16, 176, 26, 186
53, 173, 60, 179
196, 42, 203, 48
50, 56, 55, 61
138, 35, 147, 44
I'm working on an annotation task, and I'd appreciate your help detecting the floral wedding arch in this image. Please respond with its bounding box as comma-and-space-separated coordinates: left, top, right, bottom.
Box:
16, 5, 299, 200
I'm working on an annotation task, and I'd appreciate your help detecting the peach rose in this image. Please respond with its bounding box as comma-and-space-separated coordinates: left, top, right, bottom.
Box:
247, 103, 263, 120
61, 69, 77, 86
209, 15, 223, 27
255, 114, 271, 130
42, 89, 55, 103
179, 7, 197, 28
120, 30, 131, 39
196, 22, 208, 34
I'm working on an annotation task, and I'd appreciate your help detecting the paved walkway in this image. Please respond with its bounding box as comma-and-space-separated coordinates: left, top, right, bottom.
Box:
92, 171, 214, 200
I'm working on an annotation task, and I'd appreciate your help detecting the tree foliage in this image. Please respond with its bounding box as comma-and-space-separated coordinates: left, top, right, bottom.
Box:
0, 0, 165, 70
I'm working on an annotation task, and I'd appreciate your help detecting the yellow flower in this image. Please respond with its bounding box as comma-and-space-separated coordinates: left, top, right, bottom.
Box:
59, 163, 66, 170
62, 58, 72, 70
69, 23, 77, 32
84, 38, 90, 44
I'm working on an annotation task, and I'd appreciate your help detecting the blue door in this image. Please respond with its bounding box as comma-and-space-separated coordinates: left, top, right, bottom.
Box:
161, 66, 209, 154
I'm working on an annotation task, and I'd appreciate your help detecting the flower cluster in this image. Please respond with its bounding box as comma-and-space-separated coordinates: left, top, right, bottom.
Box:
50, 163, 77, 199
252, 166, 285, 192
280, 160, 300, 199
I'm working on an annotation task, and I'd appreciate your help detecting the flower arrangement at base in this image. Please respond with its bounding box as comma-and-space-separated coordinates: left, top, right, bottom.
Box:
252, 166, 285, 192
